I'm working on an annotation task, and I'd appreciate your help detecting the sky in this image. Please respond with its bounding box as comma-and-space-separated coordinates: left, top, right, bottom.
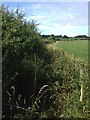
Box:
3, 2, 88, 37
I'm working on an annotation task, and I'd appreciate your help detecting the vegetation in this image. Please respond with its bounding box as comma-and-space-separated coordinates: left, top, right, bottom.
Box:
53, 40, 88, 61
2, 5, 52, 119
41, 34, 88, 41
2, 5, 90, 119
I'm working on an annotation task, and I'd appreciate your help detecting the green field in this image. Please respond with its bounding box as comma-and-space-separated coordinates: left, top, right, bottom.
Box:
54, 40, 88, 61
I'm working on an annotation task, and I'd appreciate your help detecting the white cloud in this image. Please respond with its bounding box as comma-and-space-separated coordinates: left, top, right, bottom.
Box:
38, 22, 88, 37
31, 3, 42, 9
63, 13, 75, 19
30, 15, 45, 19
38, 25, 52, 30
66, 14, 74, 19
24, 15, 45, 21
38, 25, 54, 33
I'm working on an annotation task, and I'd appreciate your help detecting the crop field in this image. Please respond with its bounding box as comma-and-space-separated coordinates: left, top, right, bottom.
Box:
53, 40, 88, 61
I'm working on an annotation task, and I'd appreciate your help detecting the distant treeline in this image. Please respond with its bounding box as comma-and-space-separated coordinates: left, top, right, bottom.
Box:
41, 34, 89, 40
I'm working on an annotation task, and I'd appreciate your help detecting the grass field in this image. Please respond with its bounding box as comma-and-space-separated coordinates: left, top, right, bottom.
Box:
53, 40, 88, 61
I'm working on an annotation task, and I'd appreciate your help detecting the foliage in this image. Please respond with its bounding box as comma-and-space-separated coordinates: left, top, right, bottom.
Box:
2, 5, 90, 119
47, 49, 89, 118
2, 5, 52, 119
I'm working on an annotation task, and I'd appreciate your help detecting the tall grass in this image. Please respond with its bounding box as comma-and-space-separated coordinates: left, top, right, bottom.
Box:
3, 47, 89, 119
47, 46, 89, 118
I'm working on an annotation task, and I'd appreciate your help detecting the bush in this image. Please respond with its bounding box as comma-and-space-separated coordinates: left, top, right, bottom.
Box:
2, 5, 53, 119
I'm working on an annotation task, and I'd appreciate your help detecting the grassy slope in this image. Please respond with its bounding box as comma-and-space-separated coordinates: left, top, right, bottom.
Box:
53, 40, 88, 61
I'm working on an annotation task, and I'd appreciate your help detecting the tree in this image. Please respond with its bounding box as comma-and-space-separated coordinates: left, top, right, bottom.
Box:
63, 35, 68, 38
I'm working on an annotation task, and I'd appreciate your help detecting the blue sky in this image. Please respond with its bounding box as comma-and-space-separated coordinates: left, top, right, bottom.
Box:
3, 2, 88, 37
